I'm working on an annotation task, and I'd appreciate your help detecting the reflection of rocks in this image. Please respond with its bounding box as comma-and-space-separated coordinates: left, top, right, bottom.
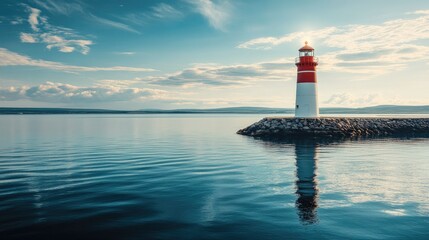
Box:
295, 144, 318, 224
237, 117, 429, 139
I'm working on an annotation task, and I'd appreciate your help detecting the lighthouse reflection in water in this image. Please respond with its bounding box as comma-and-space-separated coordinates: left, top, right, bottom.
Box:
294, 143, 319, 224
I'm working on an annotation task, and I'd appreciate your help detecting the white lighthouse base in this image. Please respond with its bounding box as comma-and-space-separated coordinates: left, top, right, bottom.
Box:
295, 83, 319, 118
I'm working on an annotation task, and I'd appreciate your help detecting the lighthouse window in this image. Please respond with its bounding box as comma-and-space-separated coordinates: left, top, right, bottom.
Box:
300, 51, 314, 57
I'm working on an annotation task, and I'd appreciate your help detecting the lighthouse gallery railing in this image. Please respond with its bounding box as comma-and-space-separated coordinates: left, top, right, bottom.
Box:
295, 57, 319, 64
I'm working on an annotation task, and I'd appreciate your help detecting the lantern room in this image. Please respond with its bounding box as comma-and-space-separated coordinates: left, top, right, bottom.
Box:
295, 41, 318, 66
299, 41, 315, 57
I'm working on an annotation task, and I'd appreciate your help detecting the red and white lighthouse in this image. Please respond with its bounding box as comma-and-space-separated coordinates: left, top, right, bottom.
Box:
295, 41, 319, 118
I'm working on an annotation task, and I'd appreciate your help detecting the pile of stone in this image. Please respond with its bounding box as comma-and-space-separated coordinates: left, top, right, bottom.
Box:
237, 117, 429, 139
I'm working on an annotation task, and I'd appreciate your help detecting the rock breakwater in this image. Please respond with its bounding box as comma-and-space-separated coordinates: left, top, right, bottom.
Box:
237, 117, 429, 139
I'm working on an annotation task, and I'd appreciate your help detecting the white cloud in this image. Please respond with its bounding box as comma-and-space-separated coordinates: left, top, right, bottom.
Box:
238, 27, 337, 50
238, 11, 429, 76
28, 7, 41, 31
21, 6, 94, 54
0, 48, 155, 72
20, 33, 38, 43
40, 33, 92, 54
145, 59, 295, 86
187, 0, 231, 31
58, 46, 75, 53
0, 82, 166, 103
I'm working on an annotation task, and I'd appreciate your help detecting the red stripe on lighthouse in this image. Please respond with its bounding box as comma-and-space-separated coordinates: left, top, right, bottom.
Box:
295, 55, 318, 83
297, 72, 317, 83
297, 65, 316, 71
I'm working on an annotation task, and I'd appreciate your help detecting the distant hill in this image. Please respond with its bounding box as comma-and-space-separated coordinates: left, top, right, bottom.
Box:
137, 107, 294, 114
320, 105, 429, 114
1, 105, 429, 114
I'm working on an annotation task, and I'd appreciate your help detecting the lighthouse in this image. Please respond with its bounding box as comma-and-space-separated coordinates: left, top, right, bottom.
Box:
295, 41, 319, 118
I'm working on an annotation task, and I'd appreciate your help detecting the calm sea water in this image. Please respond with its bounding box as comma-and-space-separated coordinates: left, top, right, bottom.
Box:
0, 114, 428, 240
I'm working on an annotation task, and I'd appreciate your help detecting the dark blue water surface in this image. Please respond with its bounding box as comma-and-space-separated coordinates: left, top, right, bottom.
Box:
1, 114, 428, 240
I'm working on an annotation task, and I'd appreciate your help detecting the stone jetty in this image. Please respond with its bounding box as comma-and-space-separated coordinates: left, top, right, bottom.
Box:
237, 117, 429, 139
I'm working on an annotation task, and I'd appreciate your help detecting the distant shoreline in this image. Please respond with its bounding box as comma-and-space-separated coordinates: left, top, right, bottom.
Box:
1, 105, 429, 115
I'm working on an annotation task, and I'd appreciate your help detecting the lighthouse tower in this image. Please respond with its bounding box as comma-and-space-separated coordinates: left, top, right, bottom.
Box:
295, 41, 319, 118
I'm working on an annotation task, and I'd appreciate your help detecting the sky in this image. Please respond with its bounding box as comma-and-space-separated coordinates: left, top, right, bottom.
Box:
0, 0, 428, 110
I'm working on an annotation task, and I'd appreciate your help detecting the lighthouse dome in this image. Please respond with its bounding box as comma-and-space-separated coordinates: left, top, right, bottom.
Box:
299, 41, 314, 51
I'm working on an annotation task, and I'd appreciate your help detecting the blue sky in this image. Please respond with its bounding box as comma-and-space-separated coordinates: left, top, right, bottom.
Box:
0, 0, 428, 109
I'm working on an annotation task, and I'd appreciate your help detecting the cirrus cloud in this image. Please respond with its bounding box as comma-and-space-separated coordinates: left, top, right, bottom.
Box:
31, 0, 84, 15
187, 0, 231, 31
151, 3, 183, 19
21, 5, 94, 54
